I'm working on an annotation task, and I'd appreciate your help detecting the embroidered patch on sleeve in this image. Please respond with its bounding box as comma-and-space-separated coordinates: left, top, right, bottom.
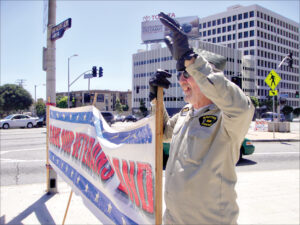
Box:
199, 115, 218, 127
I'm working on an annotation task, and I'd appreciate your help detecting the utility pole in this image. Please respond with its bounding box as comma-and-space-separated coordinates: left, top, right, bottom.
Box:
46, 0, 57, 193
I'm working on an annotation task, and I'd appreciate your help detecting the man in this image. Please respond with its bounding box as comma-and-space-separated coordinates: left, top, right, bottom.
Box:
149, 12, 254, 224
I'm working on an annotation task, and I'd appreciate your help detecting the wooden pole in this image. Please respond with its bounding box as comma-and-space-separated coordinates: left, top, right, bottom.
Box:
92, 93, 98, 106
155, 87, 164, 225
62, 190, 73, 225
46, 97, 50, 192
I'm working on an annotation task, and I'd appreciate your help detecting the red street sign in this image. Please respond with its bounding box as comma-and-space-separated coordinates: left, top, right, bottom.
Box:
51, 18, 72, 41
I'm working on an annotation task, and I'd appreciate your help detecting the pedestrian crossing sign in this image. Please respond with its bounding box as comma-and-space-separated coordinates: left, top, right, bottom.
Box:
265, 70, 281, 90
269, 90, 278, 96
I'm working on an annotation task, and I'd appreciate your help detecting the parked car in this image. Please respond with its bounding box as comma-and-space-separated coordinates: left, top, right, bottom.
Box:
124, 115, 137, 122
114, 115, 125, 122
101, 112, 115, 125
0, 114, 39, 129
162, 137, 255, 168
36, 115, 46, 127
261, 112, 284, 122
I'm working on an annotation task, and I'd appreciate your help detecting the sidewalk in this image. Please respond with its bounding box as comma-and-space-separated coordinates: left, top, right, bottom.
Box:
1, 170, 299, 224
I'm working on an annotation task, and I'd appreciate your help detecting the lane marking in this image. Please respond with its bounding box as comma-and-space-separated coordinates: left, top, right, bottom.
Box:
0, 158, 44, 163
0, 148, 45, 155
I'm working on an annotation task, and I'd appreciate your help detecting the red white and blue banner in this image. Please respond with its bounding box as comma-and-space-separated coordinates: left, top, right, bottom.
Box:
48, 106, 156, 224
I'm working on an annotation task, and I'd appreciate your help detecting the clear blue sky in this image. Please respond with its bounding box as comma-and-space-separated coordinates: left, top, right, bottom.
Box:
1, 0, 299, 100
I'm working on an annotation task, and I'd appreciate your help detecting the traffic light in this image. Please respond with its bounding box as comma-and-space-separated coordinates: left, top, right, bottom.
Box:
92, 66, 97, 77
287, 53, 293, 68
296, 91, 299, 98
99, 67, 103, 77
231, 76, 242, 89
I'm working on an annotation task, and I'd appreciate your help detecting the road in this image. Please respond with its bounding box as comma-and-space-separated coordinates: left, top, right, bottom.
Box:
0, 126, 299, 186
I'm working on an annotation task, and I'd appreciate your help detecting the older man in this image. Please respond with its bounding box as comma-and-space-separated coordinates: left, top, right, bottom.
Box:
149, 12, 254, 224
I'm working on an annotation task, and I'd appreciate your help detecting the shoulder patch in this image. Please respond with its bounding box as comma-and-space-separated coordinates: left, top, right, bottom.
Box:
181, 107, 189, 116
199, 115, 218, 127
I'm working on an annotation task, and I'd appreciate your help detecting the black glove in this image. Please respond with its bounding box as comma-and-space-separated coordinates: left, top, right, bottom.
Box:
159, 12, 197, 71
149, 69, 171, 101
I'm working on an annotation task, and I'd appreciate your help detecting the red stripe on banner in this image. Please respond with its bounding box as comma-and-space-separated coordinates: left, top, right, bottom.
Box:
46, 102, 56, 106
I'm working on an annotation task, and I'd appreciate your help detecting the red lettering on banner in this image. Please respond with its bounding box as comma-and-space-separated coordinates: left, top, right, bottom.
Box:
49, 125, 61, 149
72, 133, 81, 159
91, 143, 101, 172
61, 129, 75, 154
95, 151, 114, 180
137, 162, 154, 213
79, 134, 89, 162
122, 160, 140, 207
82, 137, 95, 167
113, 158, 128, 195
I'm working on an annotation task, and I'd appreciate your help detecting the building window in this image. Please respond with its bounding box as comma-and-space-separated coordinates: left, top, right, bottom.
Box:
227, 16, 231, 22
217, 27, 221, 34
238, 32, 243, 39
250, 11, 254, 17
222, 17, 226, 24
222, 26, 226, 33
213, 37, 216, 43
244, 31, 248, 38
250, 49, 255, 55
208, 30, 211, 36
203, 31, 206, 37
217, 19, 221, 25
212, 20, 216, 26
238, 23, 243, 29
227, 34, 232, 40
244, 50, 249, 55
250, 40, 254, 46
244, 12, 248, 19
233, 33, 236, 40
233, 24, 236, 30
233, 15, 237, 21
238, 14, 242, 20
244, 41, 248, 47
250, 20, 254, 27
250, 30, 254, 37
244, 21, 248, 28
222, 35, 226, 42
217, 36, 221, 42
213, 29, 216, 35
203, 22, 206, 28
227, 25, 231, 31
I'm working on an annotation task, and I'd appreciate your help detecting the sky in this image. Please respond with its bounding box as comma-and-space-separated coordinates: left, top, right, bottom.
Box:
1, 0, 299, 101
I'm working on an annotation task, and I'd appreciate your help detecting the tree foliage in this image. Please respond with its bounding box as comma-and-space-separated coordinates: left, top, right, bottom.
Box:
139, 99, 148, 117
115, 98, 123, 114
250, 96, 259, 108
57, 96, 68, 108
281, 105, 293, 115
35, 101, 46, 117
0, 84, 33, 112
293, 108, 300, 116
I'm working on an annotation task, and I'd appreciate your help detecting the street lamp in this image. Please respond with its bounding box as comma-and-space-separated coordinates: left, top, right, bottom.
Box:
68, 54, 78, 108
34, 83, 46, 102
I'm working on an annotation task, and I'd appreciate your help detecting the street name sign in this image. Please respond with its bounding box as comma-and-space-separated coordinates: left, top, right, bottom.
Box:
265, 69, 281, 90
269, 90, 278, 96
84, 74, 93, 79
51, 18, 72, 41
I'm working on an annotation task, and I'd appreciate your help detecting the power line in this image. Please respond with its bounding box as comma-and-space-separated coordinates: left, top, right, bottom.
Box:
15, 79, 26, 87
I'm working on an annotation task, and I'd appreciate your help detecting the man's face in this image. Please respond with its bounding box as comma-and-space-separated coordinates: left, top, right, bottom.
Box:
178, 72, 210, 108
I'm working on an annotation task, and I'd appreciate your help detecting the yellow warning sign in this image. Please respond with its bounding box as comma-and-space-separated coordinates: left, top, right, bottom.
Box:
265, 70, 281, 90
269, 90, 278, 96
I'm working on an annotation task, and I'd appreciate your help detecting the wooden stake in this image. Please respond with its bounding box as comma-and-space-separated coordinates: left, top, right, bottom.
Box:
62, 190, 73, 225
46, 97, 50, 192
92, 93, 98, 106
155, 87, 164, 225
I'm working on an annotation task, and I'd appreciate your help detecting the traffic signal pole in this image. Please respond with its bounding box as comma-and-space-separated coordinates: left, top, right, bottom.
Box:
46, 0, 57, 193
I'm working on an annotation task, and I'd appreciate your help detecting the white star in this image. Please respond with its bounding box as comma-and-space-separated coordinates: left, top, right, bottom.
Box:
56, 113, 59, 118
76, 114, 80, 120
83, 114, 87, 120
95, 193, 100, 202
65, 166, 68, 172
85, 184, 89, 192
77, 177, 80, 184
70, 114, 72, 120
107, 203, 112, 214
61, 162, 64, 168
71, 171, 74, 177
62, 114, 65, 119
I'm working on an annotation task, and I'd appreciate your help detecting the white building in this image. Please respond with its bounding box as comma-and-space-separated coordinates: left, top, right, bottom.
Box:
199, 4, 299, 107
132, 40, 255, 115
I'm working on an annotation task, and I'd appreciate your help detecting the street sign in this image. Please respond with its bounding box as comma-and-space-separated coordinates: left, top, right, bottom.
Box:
269, 90, 278, 96
265, 70, 281, 90
280, 93, 289, 98
84, 74, 93, 79
51, 18, 72, 41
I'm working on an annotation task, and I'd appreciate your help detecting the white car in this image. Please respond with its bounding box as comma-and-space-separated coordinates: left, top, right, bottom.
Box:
0, 114, 39, 129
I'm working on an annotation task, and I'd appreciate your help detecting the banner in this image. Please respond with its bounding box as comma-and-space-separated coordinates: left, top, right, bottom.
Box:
48, 105, 156, 224
141, 16, 199, 43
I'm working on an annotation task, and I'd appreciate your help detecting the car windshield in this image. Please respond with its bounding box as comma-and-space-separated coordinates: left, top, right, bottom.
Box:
4, 115, 14, 119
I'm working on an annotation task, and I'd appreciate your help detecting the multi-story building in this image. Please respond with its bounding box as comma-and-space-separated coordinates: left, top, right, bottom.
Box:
57, 90, 132, 113
199, 4, 299, 107
132, 40, 255, 115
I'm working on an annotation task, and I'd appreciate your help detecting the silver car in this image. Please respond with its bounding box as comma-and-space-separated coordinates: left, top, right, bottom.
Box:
0, 114, 39, 129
